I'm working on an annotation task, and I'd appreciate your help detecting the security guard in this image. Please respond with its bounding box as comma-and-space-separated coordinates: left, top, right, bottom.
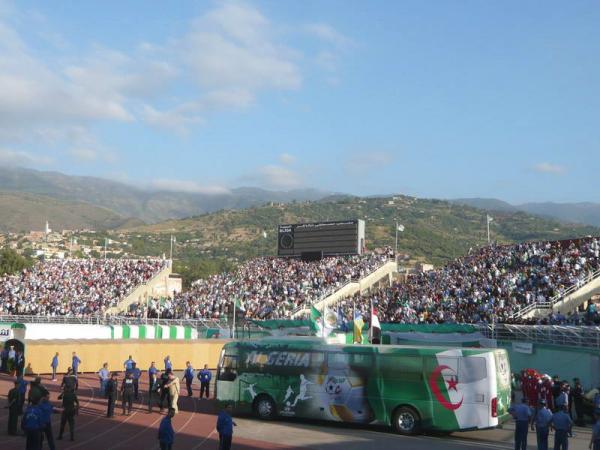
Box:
131, 363, 142, 400
590, 409, 600, 450
572, 378, 585, 426
531, 399, 552, 450
184, 361, 195, 397
106, 372, 118, 418
198, 364, 212, 399
58, 387, 79, 441
7, 380, 20, 435
509, 397, 531, 450
38, 393, 56, 450
121, 372, 135, 416
22, 399, 43, 450
551, 405, 573, 450
159, 369, 171, 413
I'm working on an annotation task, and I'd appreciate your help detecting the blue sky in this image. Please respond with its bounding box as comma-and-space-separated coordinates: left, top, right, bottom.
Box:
0, 0, 598, 203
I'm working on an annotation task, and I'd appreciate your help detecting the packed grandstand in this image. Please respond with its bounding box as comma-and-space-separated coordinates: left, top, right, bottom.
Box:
0, 238, 599, 324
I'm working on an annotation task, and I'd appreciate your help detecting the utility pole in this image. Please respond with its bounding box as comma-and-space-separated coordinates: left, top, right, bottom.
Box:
104, 238, 108, 259
486, 215, 493, 245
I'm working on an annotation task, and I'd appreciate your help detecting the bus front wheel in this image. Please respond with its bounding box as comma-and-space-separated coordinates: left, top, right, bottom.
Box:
253, 395, 277, 420
392, 406, 421, 435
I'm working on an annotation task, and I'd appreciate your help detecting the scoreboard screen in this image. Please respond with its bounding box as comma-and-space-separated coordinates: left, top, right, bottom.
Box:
277, 219, 365, 258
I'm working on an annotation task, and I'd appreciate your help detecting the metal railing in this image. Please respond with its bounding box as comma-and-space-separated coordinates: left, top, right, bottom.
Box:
480, 323, 600, 349
509, 268, 600, 319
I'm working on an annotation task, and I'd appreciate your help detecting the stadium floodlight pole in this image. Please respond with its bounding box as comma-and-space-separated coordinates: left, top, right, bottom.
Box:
352, 300, 356, 344
486, 215, 493, 245
104, 238, 107, 259
395, 220, 398, 256
232, 297, 236, 340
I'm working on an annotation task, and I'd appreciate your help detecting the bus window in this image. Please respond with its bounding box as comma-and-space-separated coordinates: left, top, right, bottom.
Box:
458, 357, 487, 383
218, 355, 238, 381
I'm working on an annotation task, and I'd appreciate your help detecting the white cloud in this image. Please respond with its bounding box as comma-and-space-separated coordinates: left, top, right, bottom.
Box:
68, 148, 98, 162
279, 153, 296, 165
150, 179, 231, 195
0, 148, 52, 166
344, 151, 394, 175
533, 162, 566, 174
305, 23, 352, 49
253, 165, 303, 189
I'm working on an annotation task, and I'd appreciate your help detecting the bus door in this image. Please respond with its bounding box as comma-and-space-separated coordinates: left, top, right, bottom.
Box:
216, 351, 240, 403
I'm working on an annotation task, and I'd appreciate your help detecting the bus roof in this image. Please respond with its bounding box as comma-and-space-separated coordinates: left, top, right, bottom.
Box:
223, 337, 498, 356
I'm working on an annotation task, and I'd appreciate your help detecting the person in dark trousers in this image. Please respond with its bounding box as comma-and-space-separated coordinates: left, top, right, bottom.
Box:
159, 369, 171, 413
17, 375, 28, 410
72, 352, 81, 376
148, 369, 160, 413
51, 353, 59, 381
158, 408, 175, 450
198, 364, 211, 399
572, 378, 585, 426
530, 399, 552, 450
39, 393, 56, 450
16, 350, 25, 377
184, 361, 195, 397
551, 405, 573, 450
216, 403, 237, 450
131, 362, 142, 400
7, 380, 20, 435
590, 410, 600, 450
22, 400, 43, 450
58, 388, 79, 441
28, 377, 49, 406
509, 397, 531, 450
61, 367, 78, 392
106, 372, 118, 418
121, 372, 135, 415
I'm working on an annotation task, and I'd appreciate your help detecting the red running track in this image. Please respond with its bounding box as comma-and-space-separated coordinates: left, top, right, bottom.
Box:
0, 373, 295, 450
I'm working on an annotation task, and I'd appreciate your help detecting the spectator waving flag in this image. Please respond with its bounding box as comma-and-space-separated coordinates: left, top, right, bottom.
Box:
353, 311, 364, 343
370, 306, 381, 344
310, 305, 323, 335
337, 308, 348, 332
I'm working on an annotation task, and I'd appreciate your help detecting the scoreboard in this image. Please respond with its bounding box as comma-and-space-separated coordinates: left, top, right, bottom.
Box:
277, 219, 365, 258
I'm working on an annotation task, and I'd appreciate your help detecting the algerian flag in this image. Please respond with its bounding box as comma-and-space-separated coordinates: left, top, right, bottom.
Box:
310, 305, 323, 335
370, 307, 381, 344
235, 297, 246, 313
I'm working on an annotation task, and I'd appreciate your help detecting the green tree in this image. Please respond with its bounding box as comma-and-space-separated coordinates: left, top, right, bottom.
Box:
0, 248, 32, 275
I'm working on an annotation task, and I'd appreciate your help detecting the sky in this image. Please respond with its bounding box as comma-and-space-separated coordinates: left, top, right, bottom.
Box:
0, 0, 599, 203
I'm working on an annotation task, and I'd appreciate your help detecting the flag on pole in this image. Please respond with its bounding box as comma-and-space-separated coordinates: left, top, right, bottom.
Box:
353, 311, 364, 343
310, 305, 322, 335
397, 224, 405, 232
370, 307, 381, 344
234, 297, 246, 314
322, 307, 337, 337
487, 215, 493, 223
262, 231, 268, 238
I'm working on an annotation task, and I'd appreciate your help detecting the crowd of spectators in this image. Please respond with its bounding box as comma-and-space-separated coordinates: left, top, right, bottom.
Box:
130, 249, 393, 320
335, 238, 600, 325
0, 259, 167, 316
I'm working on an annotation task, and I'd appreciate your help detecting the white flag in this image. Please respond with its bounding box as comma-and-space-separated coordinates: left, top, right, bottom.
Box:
262, 231, 268, 238
487, 215, 493, 223
397, 224, 405, 232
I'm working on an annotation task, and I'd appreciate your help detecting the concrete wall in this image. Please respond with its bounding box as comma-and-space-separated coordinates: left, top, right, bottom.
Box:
500, 341, 600, 390
23, 338, 227, 375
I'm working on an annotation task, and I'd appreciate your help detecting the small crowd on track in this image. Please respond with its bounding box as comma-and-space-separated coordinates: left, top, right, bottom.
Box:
2, 351, 237, 450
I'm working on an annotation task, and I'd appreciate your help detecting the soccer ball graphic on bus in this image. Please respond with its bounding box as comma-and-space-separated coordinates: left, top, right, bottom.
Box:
320, 372, 373, 423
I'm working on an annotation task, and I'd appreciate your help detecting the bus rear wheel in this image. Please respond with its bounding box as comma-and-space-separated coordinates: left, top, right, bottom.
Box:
392, 406, 421, 435
253, 395, 277, 420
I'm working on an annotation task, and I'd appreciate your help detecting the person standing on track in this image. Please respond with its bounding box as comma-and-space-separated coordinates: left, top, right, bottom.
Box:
39, 393, 57, 450
509, 397, 531, 450
531, 399, 552, 450
22, 399, 43, 450
7, 380, 20, 435
50, 352, 59, 381
184, 361, 195, 397
57, 387, 79, 442
131, 362, 142, 400
72, 352, 81, 376
216, 403, 237, 450
98, 362, 110, 396
167, 372, 180, 414
159, 369, 171, 413
198, 364, 211, 399
148, 369, 160, 413
551, 405, 573, 450
164, 355, 172, 372
121, 372, 135, 416
158, 408, 175, 450
123, 355, 135, 374
106, 372, 118, 418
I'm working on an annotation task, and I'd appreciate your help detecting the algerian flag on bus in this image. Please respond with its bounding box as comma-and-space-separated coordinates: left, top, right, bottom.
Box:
353, 311, 364, 343
370, 307, 381, 344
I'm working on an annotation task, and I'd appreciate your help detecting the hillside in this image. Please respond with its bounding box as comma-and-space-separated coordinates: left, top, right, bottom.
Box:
125, 195, 600, 266
0, 167, 329, 224
0, 192, 130, 232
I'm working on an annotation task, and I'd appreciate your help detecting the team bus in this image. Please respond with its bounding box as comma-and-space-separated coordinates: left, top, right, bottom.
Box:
216, 337, 511, 435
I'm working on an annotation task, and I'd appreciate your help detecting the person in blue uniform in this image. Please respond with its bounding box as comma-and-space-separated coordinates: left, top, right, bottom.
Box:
509, 397, 531, 450
198, 364, 212, 399
22, 400, 43, 450
7, 380, 20, 435
531, 399, 552, 450
217, 403, 237, 450
71, 352, 81, 376
590, 409, 600, 450
158, 408, 175, 450
184, 361, 195, 397
131, 363, 142, 400
551, 405, 573, 450
98, 363, 110, 396
39, 393, 56, 450
123, 355, 135, 373
164, 356, 172, 372
50, 353, 59, 381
